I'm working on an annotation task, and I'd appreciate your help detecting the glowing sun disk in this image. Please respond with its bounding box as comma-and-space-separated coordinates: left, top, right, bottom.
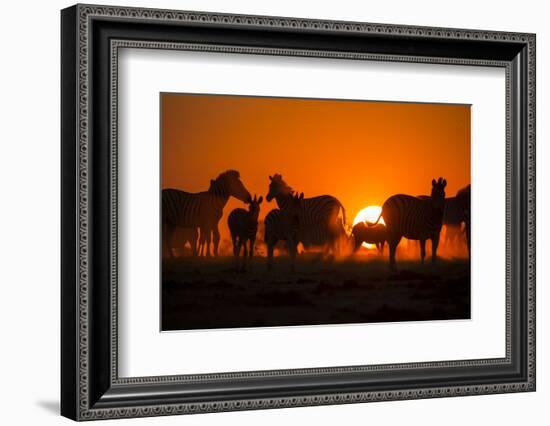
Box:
353, 206, 384, 226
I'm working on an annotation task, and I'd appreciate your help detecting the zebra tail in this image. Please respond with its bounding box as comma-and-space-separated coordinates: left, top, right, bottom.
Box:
367, 212, 383, 227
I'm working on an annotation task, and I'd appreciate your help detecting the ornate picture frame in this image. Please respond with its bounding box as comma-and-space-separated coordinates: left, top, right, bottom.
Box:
61, 4, 535, 421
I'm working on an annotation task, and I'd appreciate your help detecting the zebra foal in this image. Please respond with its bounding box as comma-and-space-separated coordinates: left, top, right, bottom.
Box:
227, 195, 263, 270
265, 192, 304, 272
351, 222, 387, 254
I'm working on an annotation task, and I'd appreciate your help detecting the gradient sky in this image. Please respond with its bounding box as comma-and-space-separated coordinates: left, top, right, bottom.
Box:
161, 93, 470, 243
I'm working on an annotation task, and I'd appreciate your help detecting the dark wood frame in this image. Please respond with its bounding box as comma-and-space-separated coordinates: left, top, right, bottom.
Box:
61, 4, 536, 421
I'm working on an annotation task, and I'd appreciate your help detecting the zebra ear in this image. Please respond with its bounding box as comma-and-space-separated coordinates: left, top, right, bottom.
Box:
442, 179, 447, 187
269, 175, 273, 181
299, 192, 304, 200
258, 196, 263, 204
432, 179, 436, 187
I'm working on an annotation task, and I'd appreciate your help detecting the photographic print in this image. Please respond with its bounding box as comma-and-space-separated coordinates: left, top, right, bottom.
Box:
161, 93, 471, 331
61, 6, 535, 418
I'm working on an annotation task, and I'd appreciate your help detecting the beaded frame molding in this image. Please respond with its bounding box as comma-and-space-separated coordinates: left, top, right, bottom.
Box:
61, 4, 536, 421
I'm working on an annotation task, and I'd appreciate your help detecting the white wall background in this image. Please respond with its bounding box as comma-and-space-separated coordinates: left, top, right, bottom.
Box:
0, 0, 546, 424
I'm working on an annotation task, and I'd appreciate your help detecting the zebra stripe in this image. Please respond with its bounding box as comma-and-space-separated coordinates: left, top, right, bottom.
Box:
228, 209, 259, 241
264, 193, 303, 271
162, 182, 228, 229
383, 195, 444, 240
264, 209, 285, 244
267, 175, 346, 254
273, 194, 345, 250
162, 178, 231, 257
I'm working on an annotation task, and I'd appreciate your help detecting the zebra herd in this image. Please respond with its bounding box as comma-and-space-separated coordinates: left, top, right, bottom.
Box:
162, 170, 470, 270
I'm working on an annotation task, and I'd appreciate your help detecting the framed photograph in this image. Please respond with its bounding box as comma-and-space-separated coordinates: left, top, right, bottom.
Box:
61, 4, 536, 421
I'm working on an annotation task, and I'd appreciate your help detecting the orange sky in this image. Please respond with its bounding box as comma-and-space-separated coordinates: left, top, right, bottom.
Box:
161, 93, 470, 244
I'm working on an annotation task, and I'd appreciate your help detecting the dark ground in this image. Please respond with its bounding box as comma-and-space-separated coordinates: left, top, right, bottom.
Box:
161, 254, 470, 331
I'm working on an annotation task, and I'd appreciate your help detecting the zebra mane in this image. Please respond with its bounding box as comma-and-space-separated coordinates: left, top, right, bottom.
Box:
271, 173, 293, 194
216, 170, 240, 181
209, 170, 243, 198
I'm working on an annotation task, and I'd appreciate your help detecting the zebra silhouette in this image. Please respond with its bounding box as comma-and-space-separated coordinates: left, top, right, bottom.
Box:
228, 195, 263, 270
442, 196, 465, 249
373, 178, 447, 269
162, 170, 251, 258
351, 222, 386, 253
427, 185, 470, 255
265, 192, 304, 271
455, 184, 471, 255
266, 174, 346, 256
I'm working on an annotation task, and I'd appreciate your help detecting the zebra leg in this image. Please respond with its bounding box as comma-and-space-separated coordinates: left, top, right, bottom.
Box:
249, 237, 255, 260
288, 241, 297, 272
327, 229, 338, 259
205, 230, 212, 257
431, 233, 440, 264
241, 240, 248, 271
204, 230, 212, 257
231, 235, 238, 258
388, 236, 400, 270
202, 233, 208, 257
232, 238, 241, 269
267, 241, 274, 271
212, 225, 220, 257
420, 239, 426, 264
191, 228, 198, 257
197, 227, 205, 257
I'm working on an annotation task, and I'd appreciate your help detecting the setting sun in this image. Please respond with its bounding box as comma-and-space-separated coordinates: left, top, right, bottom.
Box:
353, 206, 385, 249
353, 206, 385, 226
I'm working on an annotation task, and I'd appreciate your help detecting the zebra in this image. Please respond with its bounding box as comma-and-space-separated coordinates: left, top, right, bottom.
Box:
442, 196, 466, 249
162, 170, 251, 258
266, 174, 346, 256
373, 178, 447, 269
455, 184, 471, 256
417, 184, 471, 256
227, 195, 263, 270
264, 192, 304, 271
351, 222, 386, 254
